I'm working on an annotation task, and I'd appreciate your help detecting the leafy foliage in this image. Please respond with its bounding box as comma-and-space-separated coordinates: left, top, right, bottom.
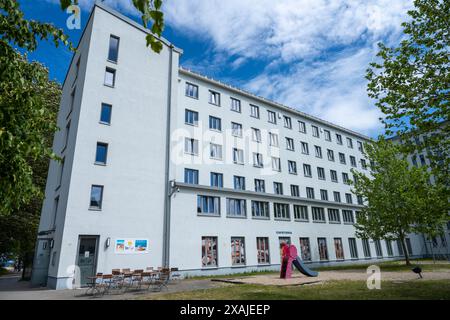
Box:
366, 0, 449, 185
60, 0, 165, 53
351, 139, 449, 265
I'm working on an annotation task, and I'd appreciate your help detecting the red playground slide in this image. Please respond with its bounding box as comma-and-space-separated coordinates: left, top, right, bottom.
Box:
280, 244, 319, 278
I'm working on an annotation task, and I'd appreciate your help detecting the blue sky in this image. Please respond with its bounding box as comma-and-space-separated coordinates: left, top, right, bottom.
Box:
22, 0, 413, 137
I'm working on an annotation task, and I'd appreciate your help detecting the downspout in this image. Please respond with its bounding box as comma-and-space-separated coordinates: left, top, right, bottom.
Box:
162, 45, 174, 268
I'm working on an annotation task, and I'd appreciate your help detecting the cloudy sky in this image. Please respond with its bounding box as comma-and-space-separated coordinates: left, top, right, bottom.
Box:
27, 0, 413, 137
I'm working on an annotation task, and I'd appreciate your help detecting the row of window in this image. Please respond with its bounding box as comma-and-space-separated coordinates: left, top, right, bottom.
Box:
184, 84, 365, 152
196, 195, 360, 223
185, 169, 363, 204
201, 236, 413, 267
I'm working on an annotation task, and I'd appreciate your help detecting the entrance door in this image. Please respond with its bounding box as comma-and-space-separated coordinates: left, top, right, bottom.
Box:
76, 236, 99, 287
31, 239, 52, 287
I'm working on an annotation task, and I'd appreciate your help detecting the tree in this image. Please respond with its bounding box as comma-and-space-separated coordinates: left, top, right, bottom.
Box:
366, 0, 449, 185
60, 0, 165, 53
351, 138, 449, 265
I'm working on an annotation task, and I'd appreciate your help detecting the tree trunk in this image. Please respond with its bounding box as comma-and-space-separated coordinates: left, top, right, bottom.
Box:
400, 236, 410, 266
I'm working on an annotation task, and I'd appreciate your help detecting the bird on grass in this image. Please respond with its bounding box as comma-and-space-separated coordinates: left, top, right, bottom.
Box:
412, 266, 423, 279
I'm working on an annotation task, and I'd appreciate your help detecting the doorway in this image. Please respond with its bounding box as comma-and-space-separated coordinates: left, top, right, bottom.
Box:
76, 236, 99, 287
31, 239, 52, 287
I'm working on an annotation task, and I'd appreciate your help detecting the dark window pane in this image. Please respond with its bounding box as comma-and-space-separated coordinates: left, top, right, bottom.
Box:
90, 185, 103, 209
100, 103, 112, 124
108, 36, 120, 62
95, 143, 108, 164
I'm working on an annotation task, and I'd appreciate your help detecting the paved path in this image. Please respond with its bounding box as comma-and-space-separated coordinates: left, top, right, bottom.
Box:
0, 273, 223, 300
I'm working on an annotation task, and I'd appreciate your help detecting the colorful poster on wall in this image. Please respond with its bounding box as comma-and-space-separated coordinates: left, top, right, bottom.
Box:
114, 239, 149, 254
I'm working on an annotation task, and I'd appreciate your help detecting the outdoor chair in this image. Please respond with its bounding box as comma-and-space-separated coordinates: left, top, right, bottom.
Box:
98, 274, 113, 295
151, 270, 170, 292
170, 268, 181, 282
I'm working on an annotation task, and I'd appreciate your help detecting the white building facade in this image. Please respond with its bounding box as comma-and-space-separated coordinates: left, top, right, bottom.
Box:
31, 3, 428, 289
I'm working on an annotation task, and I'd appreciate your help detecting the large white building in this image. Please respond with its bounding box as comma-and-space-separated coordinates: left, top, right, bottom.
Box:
31, 2, 431, 289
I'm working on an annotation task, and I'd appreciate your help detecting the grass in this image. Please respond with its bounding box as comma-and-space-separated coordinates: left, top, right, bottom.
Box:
145, 280, 450, 300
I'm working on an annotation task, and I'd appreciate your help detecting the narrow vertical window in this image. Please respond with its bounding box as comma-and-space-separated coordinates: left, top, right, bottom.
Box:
318, 238, 329, 260
89, 185, 104, 210
108, 35, 120, 62
201, 237, 218, 267
104, 67, 116, 87
231, 237, 246, 265
100, 103, 112, 124
95, 142, 108, 165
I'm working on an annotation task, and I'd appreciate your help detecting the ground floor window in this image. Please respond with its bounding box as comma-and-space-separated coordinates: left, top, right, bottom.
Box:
397, 240, 404, 256
299, 237, 311, 261
348, 238, 358, 259
386, 240, 394, 257
294, 205, 308, 221
251, 201, 269, 218
334, 238, 345, 260
362, 239, 371, 258
202, 237, 218, 267
318, 238, 329, 260
231, 237, 246, 266
374, 240, 383, 257
257, 237, 270, 264
405, 238, 413, 255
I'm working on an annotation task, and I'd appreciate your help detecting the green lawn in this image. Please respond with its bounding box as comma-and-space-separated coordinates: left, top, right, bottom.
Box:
146, 280, 450, 300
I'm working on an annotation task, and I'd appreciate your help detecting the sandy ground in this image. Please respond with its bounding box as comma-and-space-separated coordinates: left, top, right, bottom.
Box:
215, 269, 450, 286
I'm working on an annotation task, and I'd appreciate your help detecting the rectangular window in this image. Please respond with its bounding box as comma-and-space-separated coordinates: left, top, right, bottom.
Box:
290, 185, 300, 197
231, 122, 243, 137
286, 137, 295, 151
209, 116, 222, 131
233, 175, 246, 190
312, 125, 320, 137
298, 121, 306, 133
90, 185, 103, 209
257, 237, 270, 264
210, 172, 223, 188
345, 193, 353, 204
95, 142, 108, 164
233, 148, 244, 164
63, 121, 70, 150
328, 209, 340, 223
334, 238, 345, 260
269, 132, 279, 147
339, 152, 346, 164
254, 179, 265, 192
252, 201, 269, 218
386, 240, 394, 257
185, 109, 199, 126
294, 205, 308, 221
272, 157, 281, 172
299, 238, 311, 261
267, 110, 277, 124
330, 170, 338, 182
57, 158, 65, 188
320, 189, 328, 201
274, 203, 290, 220
362, 239, 371, 258
185, 138, 199, 155
342, 210, 354, 224
250, 104, 260, 118
185, 82, 199, 98
197, 196, 220, 216
342, 172, 350, 184
73, 56, 80, 86
301, 142, 309, 155
227, 198, 247, 217
184, 168, 199, 184
357, 141, 364, 152
350, 156, 357, 167
315, 145, 322, 158
374, 240, 383, 257
52, 196, 59, 228
231, 237, 245, 265
306, 187, 315, 199
324, 129, 331, 141
317, 167, 325, 180
357, 195, 364, 205
327, 149, 335, 162
104, 67, 116, 87
100, 103, 112, 124
333, 191, 341, 203
361, 159, 367, 170
273, 182, 283, 195
202, 237, 218, 267
336, 134, 343, 145
253, 153, 263, 168
209, 90, 221, 106
252, 128, 262, 142
397, 240, 404, 256
283, 116, 292, 129
230, 98, 241, 113
288, 160, 297, 174
210, 143, 223, 160
318, 238, 329, 260
347, 137, 353, 149
312, 207, 325, 222
303, 164, 312, 177
406, 238, 413, 255
108, 35, 120, 62
349, 238, 358, 259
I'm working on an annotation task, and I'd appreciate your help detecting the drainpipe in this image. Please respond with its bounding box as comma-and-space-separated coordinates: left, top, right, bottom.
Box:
162, 45, 174, 268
